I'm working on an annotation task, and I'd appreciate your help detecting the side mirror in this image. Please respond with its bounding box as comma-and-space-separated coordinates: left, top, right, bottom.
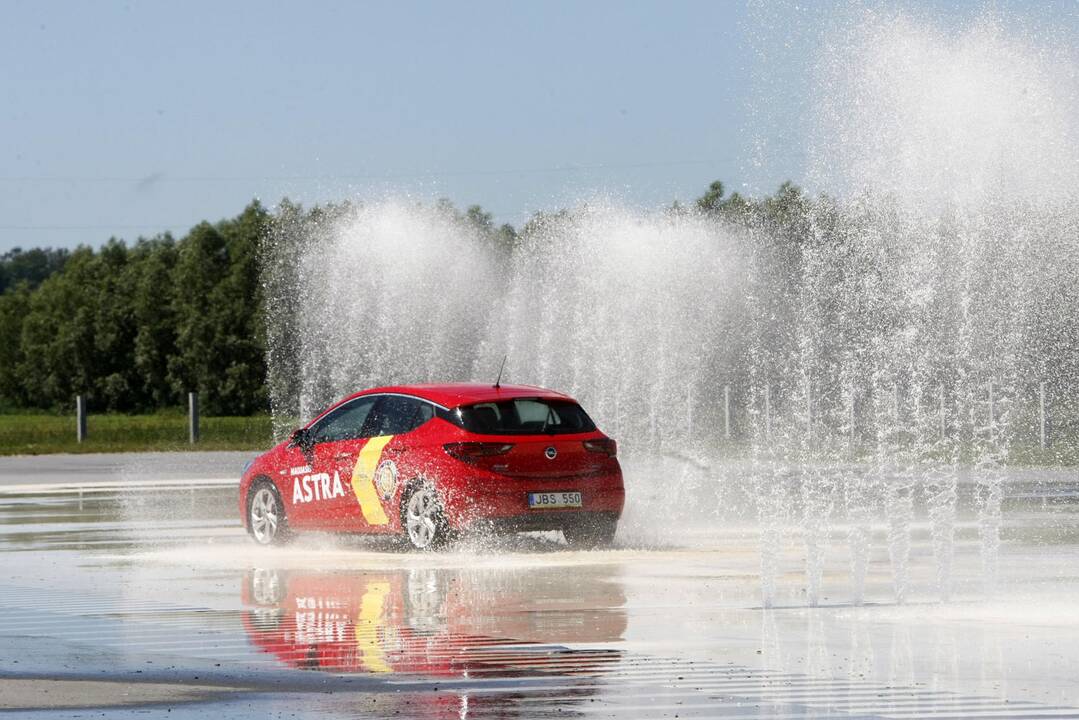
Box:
288, 427, 312, 452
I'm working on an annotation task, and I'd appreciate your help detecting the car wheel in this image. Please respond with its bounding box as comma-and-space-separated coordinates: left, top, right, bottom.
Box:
247, 480, 291, 546
403, 483, 451, 550
563, 517, 617, 549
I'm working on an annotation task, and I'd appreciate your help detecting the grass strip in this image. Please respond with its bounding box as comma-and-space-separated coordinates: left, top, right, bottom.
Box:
0, 413, 274, 455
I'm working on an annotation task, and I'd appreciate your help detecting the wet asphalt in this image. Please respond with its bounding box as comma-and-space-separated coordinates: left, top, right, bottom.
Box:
0, 451, 255, 487
1, 452, 1079, 718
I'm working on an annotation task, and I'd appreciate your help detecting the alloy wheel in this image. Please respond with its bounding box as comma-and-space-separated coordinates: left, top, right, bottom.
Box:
250, 486, 281, 544
405, 486, 442, 549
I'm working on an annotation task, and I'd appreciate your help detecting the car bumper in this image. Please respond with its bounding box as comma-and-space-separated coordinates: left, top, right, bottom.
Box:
439, 476, 625, 530
466, 510, 621, 534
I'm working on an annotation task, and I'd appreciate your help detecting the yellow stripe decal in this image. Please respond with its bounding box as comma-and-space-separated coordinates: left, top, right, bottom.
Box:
355, 580, 392, 673
351, 435, 393, 525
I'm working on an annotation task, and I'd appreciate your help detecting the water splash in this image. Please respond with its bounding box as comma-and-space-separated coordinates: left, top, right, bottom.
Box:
808, 8, 1079, 208
261, 6, 1079, 608
262, 199, 500, 431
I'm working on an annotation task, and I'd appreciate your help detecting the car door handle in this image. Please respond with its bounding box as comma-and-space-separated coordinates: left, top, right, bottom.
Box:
334, 452, 355, 461
386, 447, 408, 454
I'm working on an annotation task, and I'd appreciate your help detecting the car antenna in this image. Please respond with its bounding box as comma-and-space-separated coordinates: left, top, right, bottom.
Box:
493, 355, 507, 389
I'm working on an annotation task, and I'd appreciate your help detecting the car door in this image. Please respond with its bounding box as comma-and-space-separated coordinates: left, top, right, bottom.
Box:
296, 395, 380, 529
331, 395, 430, 534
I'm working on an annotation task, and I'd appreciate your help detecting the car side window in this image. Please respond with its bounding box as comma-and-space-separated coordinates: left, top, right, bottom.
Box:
364, 395, 431, 437
308, 396, 378, 444
415, 401, 435, 427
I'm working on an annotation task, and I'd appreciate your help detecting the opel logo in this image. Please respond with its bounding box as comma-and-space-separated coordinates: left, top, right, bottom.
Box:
544, 446, 557, 460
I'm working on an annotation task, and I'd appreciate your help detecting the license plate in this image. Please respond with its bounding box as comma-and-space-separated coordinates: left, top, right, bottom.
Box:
528, 491, 582, 509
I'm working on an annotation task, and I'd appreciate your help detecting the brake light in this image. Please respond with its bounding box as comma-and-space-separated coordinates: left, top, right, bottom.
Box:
443, 442, 514, 463
583, 438, 617, 457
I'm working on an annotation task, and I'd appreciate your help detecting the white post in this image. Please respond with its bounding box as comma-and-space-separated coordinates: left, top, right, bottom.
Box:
188, 392, 200, 444
723, 385, 731, 440
76, 396, 87, 443
1039, 382, 1047, 449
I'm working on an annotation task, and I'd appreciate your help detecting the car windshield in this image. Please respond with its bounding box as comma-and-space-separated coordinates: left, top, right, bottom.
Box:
449, 398, 596, 435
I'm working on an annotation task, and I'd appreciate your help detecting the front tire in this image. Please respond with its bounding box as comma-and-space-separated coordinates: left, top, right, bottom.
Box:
402, 484, 451, 550
247, 481, 291, 546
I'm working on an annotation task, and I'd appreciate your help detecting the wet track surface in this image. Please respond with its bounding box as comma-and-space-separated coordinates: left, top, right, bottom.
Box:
2, 455, 1079, 718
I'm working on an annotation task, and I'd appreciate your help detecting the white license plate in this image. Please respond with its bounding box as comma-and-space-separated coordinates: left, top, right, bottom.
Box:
528, 491, 582, 509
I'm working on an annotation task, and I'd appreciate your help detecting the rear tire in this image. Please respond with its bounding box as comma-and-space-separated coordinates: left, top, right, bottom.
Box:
247, 480, 292, 546
563, 517, 617, 549
402, 483, 451, 551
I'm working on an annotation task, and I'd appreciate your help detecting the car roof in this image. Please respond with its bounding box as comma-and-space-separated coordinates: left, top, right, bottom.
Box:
347, 382, 576, 409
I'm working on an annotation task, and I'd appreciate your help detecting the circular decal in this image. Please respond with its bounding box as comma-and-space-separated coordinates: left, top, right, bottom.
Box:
545, 446, 557, 460
374, 460, 398, 500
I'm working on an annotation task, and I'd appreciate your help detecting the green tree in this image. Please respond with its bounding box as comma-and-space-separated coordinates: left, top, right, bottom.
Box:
0, 247, 69, 293
128, 235, 179, 408
18, 247, 99, 408
696, 180, 726, 215
89, 239, 138, 409
0, 285, 31, 408
212, 201, 269, 414
169, 202, 269, 415
169, 221, 228, 410
464, 205, 493, 233
695, 179, 752, 222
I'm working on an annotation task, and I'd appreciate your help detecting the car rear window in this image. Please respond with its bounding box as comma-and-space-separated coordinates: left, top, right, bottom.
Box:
442, 398, 596, 435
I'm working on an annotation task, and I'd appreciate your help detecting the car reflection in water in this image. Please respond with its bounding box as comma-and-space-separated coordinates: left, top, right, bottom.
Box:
241, 564, 626, 681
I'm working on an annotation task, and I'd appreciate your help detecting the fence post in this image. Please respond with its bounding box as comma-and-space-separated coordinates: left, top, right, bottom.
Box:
723, 385, 731, 440
1039, 381, 1047, 450
76, 395, 87, 443
188, 392, 200, 444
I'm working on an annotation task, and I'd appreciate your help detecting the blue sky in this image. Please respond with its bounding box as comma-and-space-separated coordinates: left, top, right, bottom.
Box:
1, 0, 1076, 251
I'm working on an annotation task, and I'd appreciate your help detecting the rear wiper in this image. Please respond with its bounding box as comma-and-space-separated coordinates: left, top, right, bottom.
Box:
540, 406, 555, 434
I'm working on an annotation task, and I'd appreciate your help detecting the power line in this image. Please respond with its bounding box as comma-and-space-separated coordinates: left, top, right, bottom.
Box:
0, 157, 740, 184
0, 224, 190, 231
0, 156, 750, 233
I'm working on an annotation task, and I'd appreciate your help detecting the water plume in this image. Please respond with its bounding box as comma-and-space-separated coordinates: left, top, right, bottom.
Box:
789, 6, 1079, 601
809, 8, 1079, 209
261, 6, 1079, 607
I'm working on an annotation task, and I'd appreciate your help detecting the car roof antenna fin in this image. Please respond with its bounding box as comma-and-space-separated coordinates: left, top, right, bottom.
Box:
493, 355, 507, 389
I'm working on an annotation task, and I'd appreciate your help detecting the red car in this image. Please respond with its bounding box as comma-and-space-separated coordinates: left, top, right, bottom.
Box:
239, 383, 624, 549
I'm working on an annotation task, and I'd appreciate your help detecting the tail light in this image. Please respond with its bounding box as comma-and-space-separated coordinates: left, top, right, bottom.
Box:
583, 438, 617, 457
443, 442, 514, 463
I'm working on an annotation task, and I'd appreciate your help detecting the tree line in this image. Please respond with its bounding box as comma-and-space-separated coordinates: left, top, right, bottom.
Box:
0, 196, 535, 415
0, 203, 268, 415
1, 186, 741, 415
3, 178, 1074, 418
